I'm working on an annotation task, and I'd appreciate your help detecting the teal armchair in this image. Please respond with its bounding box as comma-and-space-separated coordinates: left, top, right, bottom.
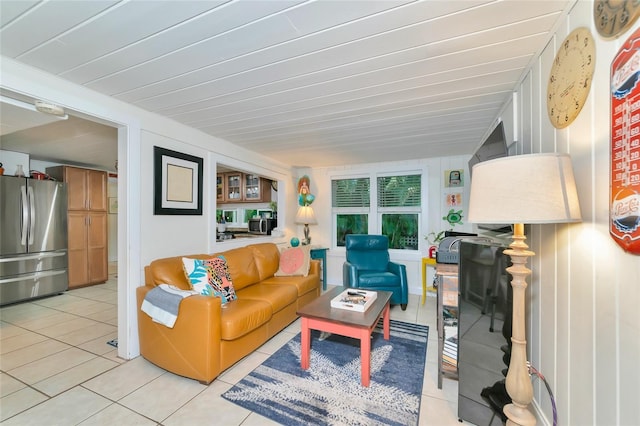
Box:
343, 234, 408, 310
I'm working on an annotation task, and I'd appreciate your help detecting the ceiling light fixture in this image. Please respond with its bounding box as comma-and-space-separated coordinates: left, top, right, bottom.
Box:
0, 95, 68, 120
34, 100, 66, 117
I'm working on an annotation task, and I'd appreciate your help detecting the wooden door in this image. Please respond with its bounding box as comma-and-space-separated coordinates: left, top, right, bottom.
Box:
88, 170, 107, 211
67, 211, 88, 288
216, 174, 225, 202
65, 167, 88, 210
225, 173, 242, 201
88, 212, 108, 283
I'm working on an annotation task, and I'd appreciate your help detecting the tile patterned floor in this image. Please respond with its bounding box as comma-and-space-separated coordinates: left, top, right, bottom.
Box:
1, 273, 464, 425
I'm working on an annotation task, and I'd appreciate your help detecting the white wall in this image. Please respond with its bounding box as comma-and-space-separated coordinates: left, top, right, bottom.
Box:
507, 2, 639, 425
0, 150, 30, 177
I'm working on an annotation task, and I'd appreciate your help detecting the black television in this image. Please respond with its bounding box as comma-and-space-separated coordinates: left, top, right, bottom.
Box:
468, 121, 508, 178
468, 121, 512, 234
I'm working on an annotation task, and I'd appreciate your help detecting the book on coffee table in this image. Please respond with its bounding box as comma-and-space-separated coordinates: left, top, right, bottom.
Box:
330, 289, 378, 312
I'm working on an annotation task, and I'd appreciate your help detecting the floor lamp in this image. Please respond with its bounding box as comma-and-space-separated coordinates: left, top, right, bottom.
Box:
468, 153, 581, 426
295, 205, 317, 245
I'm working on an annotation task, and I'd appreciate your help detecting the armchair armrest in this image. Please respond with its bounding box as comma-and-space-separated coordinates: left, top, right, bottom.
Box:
387, 261, 408, 299
136, 285, 223, 384
343, 261, 360, 288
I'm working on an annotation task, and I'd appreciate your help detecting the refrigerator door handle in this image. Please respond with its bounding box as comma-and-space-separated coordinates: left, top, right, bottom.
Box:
0, 269, 66, 284
0, 251, 67, 263
20, 185, 28, 246
28, 185, 35, 245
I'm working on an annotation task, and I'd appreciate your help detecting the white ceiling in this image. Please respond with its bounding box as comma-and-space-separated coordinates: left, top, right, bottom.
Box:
0, 0, 572, 170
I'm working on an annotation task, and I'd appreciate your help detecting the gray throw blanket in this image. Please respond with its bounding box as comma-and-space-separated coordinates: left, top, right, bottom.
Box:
141, 284, 197, 328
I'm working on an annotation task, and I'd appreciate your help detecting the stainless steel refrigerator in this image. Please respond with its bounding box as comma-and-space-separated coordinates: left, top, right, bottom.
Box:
1, 175, 68, 306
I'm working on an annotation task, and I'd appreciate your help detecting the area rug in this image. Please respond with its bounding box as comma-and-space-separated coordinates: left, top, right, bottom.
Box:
222, 320, 428, 426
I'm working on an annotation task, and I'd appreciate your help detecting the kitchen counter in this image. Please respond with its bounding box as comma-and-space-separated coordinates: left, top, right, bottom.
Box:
216, 230, 261, 242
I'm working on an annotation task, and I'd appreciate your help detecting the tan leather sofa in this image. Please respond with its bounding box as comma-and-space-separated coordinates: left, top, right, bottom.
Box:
136, 242, 320, 384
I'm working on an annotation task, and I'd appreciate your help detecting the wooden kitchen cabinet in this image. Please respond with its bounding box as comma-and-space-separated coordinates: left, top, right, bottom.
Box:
243, 173, 271, 202
225, 172, 243, 201
218, 172, 272, 203
67, 211, 108, 287
47, 165, 108, 288
48, 166, 107, 211
216, 174, 224, 202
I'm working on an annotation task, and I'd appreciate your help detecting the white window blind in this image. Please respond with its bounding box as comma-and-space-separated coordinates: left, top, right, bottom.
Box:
332, 178, 370, 207
377, 175, 421, 207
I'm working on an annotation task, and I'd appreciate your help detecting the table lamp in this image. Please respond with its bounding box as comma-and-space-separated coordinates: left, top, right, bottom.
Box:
295, 205, 317, 245
468, 153, 581, 426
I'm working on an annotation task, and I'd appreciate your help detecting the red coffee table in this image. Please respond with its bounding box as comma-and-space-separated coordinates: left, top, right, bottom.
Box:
296, 287, 393, 387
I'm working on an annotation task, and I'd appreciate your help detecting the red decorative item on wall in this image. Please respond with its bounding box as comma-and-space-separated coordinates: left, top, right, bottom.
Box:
610, 27, 640, 255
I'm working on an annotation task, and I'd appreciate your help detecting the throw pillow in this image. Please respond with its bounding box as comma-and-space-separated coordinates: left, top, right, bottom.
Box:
275, 245, 311, 277
206, 255, 237, 303
182, 257, 216, 296
181, 257, 237, 304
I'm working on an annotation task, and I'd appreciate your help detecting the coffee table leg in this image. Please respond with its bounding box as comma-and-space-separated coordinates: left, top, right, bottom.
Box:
301, 318, 310, 370
383, 302, 390, 340
360, 328, 371, 387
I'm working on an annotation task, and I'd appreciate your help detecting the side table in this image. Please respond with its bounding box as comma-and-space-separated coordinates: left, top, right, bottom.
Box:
310, 247, 328, 290
421, 257, 437, 304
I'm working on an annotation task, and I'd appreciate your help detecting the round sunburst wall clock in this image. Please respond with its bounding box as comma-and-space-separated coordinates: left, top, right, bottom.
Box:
546, 27, 596, 129
594, 0, 640, 39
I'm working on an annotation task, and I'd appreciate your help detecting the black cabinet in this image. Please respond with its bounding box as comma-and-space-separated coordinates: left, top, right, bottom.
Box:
457, 240, 513, 425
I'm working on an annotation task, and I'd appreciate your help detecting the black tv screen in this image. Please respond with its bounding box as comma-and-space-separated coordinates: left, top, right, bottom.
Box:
468, 121, 511, 234
468, 121, 508, 177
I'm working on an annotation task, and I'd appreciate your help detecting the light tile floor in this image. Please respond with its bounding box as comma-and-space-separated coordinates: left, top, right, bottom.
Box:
1, 273, 465, 425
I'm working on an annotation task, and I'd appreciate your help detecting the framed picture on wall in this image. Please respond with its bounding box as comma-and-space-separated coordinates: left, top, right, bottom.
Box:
444, 169, 463, 187
153, 146, 203, 215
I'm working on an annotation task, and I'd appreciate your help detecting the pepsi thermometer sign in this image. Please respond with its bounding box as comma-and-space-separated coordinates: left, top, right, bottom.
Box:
611, 27, 640, 255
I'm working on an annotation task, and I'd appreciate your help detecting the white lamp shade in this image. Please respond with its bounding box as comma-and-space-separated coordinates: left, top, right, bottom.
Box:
295, 205, 317, 225
468, 153, 582, 224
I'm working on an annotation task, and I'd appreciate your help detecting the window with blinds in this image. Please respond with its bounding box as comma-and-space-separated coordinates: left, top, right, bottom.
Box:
332, 178, 370, 246
331, 173, 422, 250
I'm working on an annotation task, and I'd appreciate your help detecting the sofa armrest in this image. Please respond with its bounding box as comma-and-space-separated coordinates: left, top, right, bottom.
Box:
309, 258, 320, 278
136, 285, 223, 384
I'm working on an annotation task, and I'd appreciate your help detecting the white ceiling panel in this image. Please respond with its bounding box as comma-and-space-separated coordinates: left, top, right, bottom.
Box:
161, 31, 544, 119
127, 10, 560, 113
111, 1, 495, 103
20, 1, 226, 73
0, 0, 573, 169
0, 0, 38, 27
61, 0, 303, 83
174, 55, 530, 127
0, 1, 118, 58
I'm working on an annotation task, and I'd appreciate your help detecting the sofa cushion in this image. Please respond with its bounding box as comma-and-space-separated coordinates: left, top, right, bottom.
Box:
236, 283, 298, 314
249, 243, 280, 280
261, 273, 319, 297
219, 299, 272, 341
274, 245, 311, 277
214, 247, 260, 291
